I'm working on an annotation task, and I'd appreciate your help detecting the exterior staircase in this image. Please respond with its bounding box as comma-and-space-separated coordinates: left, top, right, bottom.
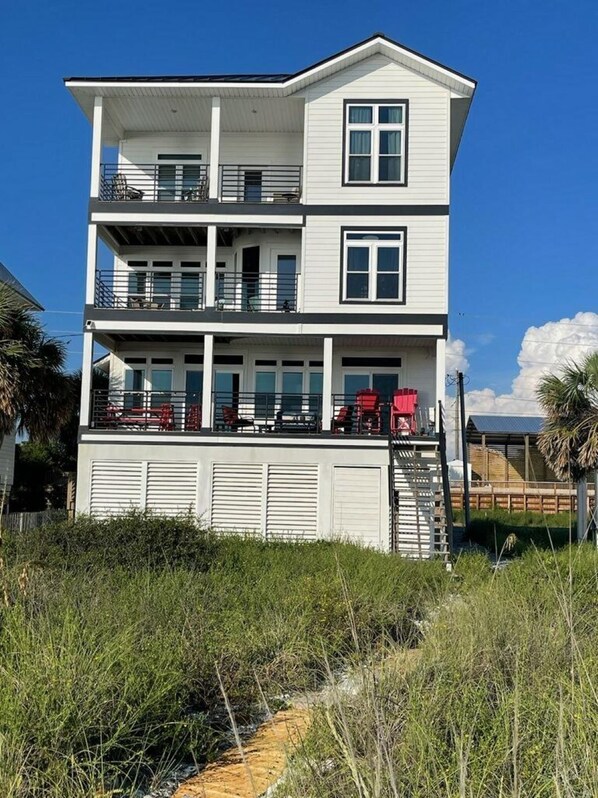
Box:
388, 402, 453, 560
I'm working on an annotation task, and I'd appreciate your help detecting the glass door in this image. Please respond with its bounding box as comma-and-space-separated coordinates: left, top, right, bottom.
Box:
185, 370, 203, 430
255, 371, 276, 421
124, 368, 145, 409
276, 255, 297, 311
151, 369, 172, 408
281, 371, 303, 414
214, 371, 241, 427
372, 373, 399, 404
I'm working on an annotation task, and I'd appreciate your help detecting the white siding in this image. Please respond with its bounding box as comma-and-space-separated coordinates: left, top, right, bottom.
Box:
332, 466, 382, 547
0, 432, 16, 493
304, 54, 450, 204
302, 215, 448, 314
120, 132, 303, 168
146, 462, 198, 515
266, 464, 318, 539
210, 462, 263, 533
90, 461, 143, 517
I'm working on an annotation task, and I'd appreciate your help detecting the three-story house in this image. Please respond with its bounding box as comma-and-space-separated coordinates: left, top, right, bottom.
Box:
66, 33, 476, 554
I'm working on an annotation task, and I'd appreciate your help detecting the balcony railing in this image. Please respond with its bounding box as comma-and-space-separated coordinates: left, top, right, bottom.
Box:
212, 392, 322, 433
92, 391, 202, 431
99, 164, 209, 203
332, 395, 437, 437
215, 272, 298, 312
219, 165, 302, 203
95, 270, 205, 310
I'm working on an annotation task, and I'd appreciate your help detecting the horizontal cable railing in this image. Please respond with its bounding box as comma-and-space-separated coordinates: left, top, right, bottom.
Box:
91, 391, 202, 431
212, 392, 322, 433
95, 270, 205, 310
99, 163, 209, 202
215, 272, 298, 312
332, 394, 437, 437
219, 165, 302, 203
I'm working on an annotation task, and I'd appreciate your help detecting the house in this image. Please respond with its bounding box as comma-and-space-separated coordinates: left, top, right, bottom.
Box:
0, 262, 44, 499
465, 415, 556, 483
65, 33, 476, 555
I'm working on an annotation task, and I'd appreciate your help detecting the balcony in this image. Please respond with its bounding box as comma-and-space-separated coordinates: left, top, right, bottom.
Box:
94, 270, 298, 313
98, 163, 302, 204
90, 390, 437, 437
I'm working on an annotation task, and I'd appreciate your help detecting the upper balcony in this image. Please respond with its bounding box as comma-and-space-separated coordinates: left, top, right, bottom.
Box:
99, 163, 303, 205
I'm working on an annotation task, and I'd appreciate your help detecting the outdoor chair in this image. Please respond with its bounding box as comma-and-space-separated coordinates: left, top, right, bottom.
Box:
355, 388, 381, 434
185, 403, 201, 431
158, 403, 175, 431
332, 405, 354, 434
390, 388, 418, 436
222, 405, 254, 431
112, 173, 144, 201
182, 174, 208, 202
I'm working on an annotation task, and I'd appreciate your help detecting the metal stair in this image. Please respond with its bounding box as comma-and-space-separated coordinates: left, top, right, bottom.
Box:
388, 401, 453, 560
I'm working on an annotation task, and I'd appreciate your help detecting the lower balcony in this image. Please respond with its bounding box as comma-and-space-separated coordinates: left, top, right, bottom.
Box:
90, 390, 436, 437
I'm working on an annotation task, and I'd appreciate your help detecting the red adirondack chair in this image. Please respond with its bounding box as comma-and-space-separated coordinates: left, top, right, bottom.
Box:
332, 405, 354, 434
355, 388, 381, 434
185, 403, 202, 431
390, 388, 418, 435
158, 403, 175, 431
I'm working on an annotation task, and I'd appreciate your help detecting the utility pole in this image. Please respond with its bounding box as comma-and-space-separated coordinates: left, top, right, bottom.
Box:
458, 370, 471, 530
454, 369, 460, 460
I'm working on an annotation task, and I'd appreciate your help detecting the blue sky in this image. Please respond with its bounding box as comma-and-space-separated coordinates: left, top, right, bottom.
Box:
0, 0, 596, 393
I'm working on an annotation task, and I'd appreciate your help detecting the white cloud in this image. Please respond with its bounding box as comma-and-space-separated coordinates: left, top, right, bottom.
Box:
446, 334, 469, 374
445, 312, 598, 459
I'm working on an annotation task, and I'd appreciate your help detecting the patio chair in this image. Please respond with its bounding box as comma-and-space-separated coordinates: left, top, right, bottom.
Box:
111, 172, 144, 201
185, 404, 202, 431
355, 388, 381, 434
332, 405, 354, 434
390, 388, 418, 436
222, 405, 254, 431
158, 403, 175, 431
182, 174, 208, 202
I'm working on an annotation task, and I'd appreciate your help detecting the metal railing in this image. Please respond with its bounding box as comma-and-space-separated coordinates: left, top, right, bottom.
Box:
214, 272, 298, 312
212, 392, 322, 433
95, 270, 205, 310
91, 391, 202, 431
219, 165, 302, 203
332, 395, 437, 437
99, 163, 209, 202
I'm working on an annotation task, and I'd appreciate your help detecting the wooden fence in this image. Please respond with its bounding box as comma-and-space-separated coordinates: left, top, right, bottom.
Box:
0, 508, 69, 533
450, 481, 596, 515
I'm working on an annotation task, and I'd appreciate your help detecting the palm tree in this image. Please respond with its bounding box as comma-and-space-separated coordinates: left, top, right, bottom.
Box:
0, 283, 75, 448
536, 352, 598, 538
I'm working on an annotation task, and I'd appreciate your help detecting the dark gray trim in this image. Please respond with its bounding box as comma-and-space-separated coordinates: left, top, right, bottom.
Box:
342, 357, 402, 367
85, 304, 447, 333
342, 99, 409, 188
339, 226, 407, 306
90, 199, 448, 217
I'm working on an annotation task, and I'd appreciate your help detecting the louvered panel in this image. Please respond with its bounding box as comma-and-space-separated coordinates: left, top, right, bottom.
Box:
146, 462, 197, 515
211, 463, 263, 533
333, 466, 381, 547
266, 464, 318, 540
90, 461, 143, 517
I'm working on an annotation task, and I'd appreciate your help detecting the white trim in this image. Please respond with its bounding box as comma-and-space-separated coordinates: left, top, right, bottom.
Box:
91, 212, 305, 227
80, 332, 94, 427
209, 97, 221, 200
205, 225, 217, 306
90, 96, 103, 198
201, 334, 214, 429
86, 224, 98, 305
322, 337, 333, 432
79, 431, 404, 448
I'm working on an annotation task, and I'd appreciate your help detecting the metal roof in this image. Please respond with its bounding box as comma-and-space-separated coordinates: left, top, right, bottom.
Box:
0, 262, 43, 310
467, 415, 545, 436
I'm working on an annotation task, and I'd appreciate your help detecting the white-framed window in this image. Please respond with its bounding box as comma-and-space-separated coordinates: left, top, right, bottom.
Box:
342, 229, 405, 303
344, 102, 407, 184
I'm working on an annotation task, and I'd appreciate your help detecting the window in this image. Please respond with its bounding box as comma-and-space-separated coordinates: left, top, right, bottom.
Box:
157, 154, 203, 201
344, 102, 407, 185
342, 230, 405, 302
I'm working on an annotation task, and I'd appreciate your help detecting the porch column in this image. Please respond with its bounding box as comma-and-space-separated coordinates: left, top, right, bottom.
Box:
79, 331, 94, 428
321, 336, 333, 432
209, 97, 221, 200
85, 224, 98, 305
524, 434, 530, 482
90, 96, 104, 198
201, 334, 214, 430
435, 338, 446, 432
205, 225, 217, 308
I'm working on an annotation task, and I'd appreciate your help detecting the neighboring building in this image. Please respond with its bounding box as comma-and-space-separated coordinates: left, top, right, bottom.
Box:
65, 33, 476, 555
0, 262, 44, 499
466, 415, 557, 483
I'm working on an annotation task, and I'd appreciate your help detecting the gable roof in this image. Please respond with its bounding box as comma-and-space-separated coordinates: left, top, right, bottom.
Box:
65, 33, 477, 92
467, 415, 545, 438
0, 262, 43, 310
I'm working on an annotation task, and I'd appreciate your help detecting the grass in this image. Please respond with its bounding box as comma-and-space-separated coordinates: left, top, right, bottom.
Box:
453, 508, 574, 556
280, 546, 598, 798
0, 512, 450, 797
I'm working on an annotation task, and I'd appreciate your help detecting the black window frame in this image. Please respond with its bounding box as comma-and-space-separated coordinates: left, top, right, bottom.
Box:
339, 226, 407, 305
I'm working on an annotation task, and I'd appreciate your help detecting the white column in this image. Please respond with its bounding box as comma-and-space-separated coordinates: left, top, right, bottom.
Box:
85, 224, 98, 305
321, 336, 333, 432
209, 97, 221, 200
79, 331, 94, 427
201, 334, 214, 430
90, 96, 104, 198
435, 338, 446, 431
205, 225, 217, 307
